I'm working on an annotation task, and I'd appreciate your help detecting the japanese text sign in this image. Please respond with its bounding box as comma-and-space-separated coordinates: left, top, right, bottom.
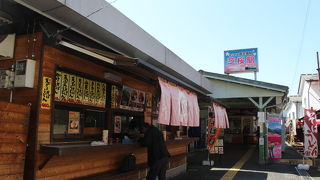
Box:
224, 48, 258, 74
41, 77, 52, 109
304, 109, 318, 158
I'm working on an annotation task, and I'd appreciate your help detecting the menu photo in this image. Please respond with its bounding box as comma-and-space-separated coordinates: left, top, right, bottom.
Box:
68, 111, 80, 134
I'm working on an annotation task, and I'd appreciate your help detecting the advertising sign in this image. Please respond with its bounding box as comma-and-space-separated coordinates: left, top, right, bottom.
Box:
68, 111, 80, 134
304, 109, 318, 158
41, 77, 52, 109
224, 48, 258, 74
267, 114, 282, 159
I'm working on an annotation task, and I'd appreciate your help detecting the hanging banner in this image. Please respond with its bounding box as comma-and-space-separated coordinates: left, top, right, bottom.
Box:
68, 111, 80, 134
267, 114, 282, 159
145, 92, 152, 112
54, 71, 62, 101
207, 107, 223, 154
304, 109, 318, 158
41, 77, 52, 109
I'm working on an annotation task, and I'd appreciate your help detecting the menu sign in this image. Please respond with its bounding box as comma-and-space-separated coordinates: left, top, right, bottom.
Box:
68, 111, 80, 134
75, 77, 83, 104
54, 71, 62, 101
55, 71, 106, 108
120, 86, 146, 111
41, 77, 52, 109
60, 72, 69, 102
111, 85, 121, 108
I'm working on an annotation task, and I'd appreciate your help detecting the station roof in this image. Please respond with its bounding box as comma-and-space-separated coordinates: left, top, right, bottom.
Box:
14, 0, 213, 95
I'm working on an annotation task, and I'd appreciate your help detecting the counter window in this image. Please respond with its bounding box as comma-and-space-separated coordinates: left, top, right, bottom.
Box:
53, 106, 106, 142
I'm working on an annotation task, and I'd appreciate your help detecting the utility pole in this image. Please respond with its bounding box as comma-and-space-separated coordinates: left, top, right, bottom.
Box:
317, 52, 320, 81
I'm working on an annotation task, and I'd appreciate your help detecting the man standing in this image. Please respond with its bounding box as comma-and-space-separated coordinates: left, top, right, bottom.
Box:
140, 123, 170, 180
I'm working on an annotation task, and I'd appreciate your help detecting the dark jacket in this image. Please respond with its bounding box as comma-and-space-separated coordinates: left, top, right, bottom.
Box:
140, 125, 170, 167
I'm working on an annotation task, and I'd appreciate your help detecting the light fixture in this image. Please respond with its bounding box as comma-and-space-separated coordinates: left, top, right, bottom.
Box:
58, 40, 115, 65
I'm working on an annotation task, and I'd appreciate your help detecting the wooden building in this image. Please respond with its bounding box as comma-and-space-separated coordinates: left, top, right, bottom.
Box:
0, 1, 213, 179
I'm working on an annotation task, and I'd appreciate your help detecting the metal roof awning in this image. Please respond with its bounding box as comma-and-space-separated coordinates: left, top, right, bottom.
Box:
58, 40, 211, 95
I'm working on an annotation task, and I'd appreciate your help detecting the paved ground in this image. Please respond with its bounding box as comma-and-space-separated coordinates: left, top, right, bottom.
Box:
171, 144, 320, 180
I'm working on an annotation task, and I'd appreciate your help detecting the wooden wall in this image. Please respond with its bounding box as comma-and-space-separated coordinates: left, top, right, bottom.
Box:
0, 102, 30, 180
36, 45, 157, 179
0, 32, 43, 180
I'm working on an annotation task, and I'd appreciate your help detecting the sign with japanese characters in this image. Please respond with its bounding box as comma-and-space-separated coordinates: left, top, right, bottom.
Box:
41, 77, 52, 109
54, 71, 106, 108
224, 48, 258, 74
304, 109, 318, 158
54, 71, 62, 101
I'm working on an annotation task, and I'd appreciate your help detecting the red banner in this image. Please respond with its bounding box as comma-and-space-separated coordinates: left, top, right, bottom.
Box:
304, 109, 318, 158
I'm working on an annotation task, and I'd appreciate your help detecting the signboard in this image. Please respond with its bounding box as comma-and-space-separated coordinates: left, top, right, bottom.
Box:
224, 48, 258, 74
54, 71, 106, 108
304, 109, 318, 158
120, 86, 145, 111
41, 77, 52, 109
267, 114, 282, 159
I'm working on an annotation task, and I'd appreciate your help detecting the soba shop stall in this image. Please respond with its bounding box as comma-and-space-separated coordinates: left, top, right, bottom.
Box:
0, 4, 213, 180
36, 41, 203, 179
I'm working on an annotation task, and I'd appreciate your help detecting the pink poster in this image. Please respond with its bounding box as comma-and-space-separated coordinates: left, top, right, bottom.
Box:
304, 109, 318, 158
267, 114, 282, 159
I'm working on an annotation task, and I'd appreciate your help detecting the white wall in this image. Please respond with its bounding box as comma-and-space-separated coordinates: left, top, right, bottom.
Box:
302, 81, 320, 110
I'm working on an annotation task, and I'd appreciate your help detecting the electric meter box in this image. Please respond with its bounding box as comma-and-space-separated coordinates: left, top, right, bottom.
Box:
14, 59, 36, 88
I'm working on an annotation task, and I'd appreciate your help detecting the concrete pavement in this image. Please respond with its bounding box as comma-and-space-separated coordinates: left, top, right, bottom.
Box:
171, 144, 320, 180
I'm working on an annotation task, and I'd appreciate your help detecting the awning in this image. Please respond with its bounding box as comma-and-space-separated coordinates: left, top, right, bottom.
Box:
57, 39, 210, 96
158, 77, 199, 127
212, 103, 229, 129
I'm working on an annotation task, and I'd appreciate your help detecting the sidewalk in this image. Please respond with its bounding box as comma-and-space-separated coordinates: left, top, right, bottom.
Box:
171, 143, 320, 180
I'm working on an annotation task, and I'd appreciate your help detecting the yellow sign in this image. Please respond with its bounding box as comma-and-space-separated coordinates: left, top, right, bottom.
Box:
68, 75, 76, 103
54, 71, 107, 108
41, 77, 52, 109
60, 72, 70, 102
75, 76, 83, 104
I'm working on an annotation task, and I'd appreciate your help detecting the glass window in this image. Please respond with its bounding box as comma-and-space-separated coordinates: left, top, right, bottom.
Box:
53, 106, 106, 142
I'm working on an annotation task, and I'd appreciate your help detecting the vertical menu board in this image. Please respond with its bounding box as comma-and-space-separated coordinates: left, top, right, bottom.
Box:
54, 71, 62, 101
54, 71, 107, 108
41, 77, 52, 109
83, 78, 90, 105
60, 72, 69, 102
89, 80, 96, 106
68, 75, 76, 103
75, 77, 83, 104
111, 85, 121, 109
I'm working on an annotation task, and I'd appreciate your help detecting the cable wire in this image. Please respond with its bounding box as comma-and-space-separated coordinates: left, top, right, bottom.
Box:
291, 0, 312, 93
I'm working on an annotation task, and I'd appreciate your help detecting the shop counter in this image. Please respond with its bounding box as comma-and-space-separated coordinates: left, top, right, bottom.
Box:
40, 138, 198, 156
39, 138, 198, 170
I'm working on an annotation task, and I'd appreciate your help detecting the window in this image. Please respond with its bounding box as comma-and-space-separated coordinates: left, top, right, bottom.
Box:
53, 105, 106, 142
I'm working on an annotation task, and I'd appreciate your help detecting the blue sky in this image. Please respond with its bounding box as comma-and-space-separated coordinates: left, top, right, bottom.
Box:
110, 0, 320, 95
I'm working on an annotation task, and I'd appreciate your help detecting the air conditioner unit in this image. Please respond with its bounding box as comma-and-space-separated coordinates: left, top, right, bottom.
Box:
0, 34, 15, 60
